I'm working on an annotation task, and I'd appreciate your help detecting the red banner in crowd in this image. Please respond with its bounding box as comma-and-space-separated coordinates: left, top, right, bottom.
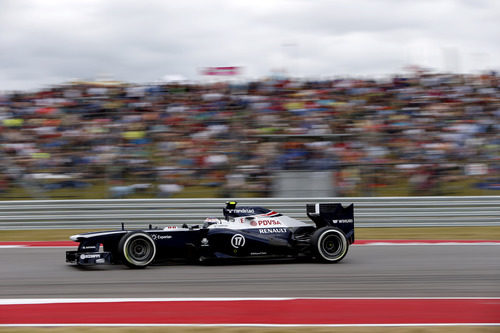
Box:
202, 66, 240, 76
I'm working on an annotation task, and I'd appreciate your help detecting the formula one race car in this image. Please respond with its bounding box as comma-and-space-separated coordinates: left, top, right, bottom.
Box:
66, 201, 355, 268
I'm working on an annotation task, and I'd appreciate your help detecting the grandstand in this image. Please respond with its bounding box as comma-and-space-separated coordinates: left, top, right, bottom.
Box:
0, 72, 498, 199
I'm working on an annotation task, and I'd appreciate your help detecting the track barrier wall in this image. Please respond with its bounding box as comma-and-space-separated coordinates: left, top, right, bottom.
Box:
0, 196, 499, 230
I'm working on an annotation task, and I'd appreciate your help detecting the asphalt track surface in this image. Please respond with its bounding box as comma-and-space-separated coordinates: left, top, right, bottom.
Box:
1, 245, 499, 298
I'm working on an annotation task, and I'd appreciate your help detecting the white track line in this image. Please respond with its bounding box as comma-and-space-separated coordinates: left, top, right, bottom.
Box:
1, 297, 499, 305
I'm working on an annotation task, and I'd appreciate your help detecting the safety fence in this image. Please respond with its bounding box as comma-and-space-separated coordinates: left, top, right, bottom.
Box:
0, 196, 499, 230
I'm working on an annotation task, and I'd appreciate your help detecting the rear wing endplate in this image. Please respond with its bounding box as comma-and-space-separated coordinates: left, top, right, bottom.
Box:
306, 203, 355, 243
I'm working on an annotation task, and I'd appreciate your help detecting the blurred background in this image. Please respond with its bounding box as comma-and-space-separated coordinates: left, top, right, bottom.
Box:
0, 0, 499, 200
1, 71, 498, 200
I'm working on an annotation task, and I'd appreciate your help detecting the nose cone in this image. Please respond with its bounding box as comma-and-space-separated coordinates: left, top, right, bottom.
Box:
69, 234, 80, 241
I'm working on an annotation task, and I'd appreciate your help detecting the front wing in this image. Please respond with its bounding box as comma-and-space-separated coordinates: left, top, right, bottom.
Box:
66, 251, 113, 265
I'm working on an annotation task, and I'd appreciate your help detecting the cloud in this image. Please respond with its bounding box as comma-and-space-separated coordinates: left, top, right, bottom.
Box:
0, 0, 498, 91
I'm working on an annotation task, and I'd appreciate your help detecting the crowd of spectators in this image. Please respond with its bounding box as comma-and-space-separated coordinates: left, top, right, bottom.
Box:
0, 71, 499, 198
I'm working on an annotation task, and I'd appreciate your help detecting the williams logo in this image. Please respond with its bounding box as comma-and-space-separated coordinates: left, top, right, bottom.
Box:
231, 234, 246, 248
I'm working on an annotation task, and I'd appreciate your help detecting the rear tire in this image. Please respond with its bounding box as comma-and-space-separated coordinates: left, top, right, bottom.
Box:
119, 232, 156, 268
311, 227, 349, 263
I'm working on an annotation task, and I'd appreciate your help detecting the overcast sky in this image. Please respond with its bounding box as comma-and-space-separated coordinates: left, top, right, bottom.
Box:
1, 0, 499, 91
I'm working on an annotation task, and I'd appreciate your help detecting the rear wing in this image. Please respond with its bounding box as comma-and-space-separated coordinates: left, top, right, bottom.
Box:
306, 203, 355, 244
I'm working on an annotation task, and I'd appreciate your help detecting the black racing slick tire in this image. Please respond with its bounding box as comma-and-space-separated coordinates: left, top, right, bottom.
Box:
118, 232, 156, 268
311, 227, 349, 263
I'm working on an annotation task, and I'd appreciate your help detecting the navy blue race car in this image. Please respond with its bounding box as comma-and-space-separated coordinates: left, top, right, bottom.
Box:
66, 201, 355, 268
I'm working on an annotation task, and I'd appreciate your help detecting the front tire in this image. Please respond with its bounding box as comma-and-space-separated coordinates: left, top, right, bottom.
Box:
311, 227, 349, 263
118, 232, 156, 268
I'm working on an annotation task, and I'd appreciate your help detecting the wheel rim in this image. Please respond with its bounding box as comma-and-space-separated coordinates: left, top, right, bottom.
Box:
318, 230, 346, 260
128, 239, 152, 261
124, 235, 155, 266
